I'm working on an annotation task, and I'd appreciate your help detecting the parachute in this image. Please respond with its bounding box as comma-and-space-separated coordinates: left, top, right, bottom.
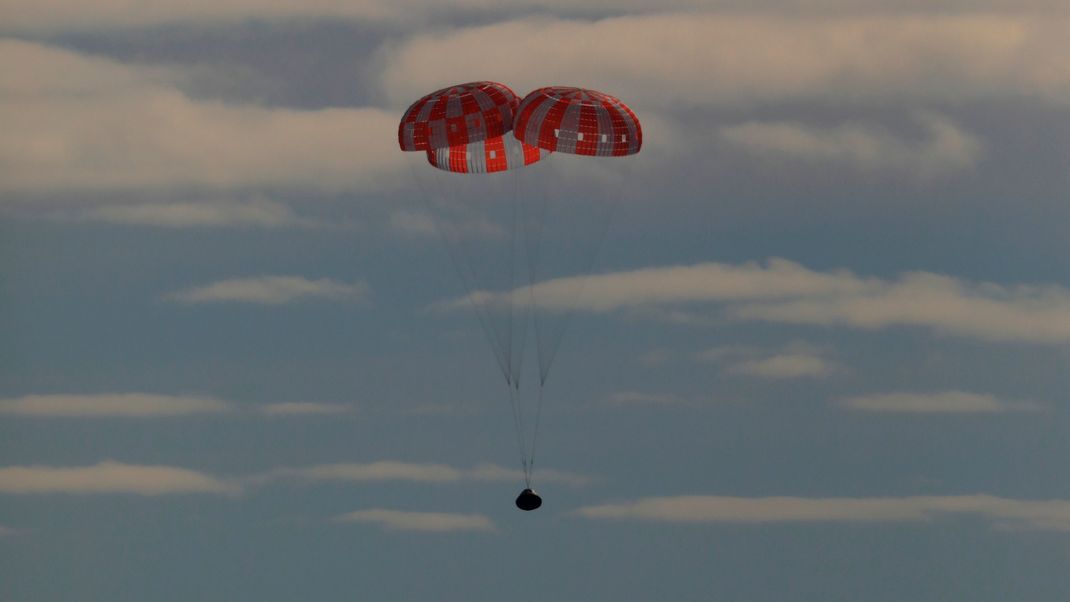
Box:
398, 81, 518, 152
399, 82, 641, 510
513, 86, 642, 157
426, 134, 548, 174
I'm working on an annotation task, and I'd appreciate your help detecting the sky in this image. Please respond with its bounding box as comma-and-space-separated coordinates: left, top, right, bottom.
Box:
1, 1, 1069, 600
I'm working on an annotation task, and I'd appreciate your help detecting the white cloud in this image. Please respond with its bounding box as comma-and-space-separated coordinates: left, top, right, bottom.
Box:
0, 459, 582, 496
6, 14, 1066, 198
0, 461, 238, 495
0, 393, 364, 418
333, 509, 495, 533
576, 494, 1070, 531
60, 199, 337, 229
727, 353, 842, 379
701, 342, 845, 379
721, 113, 984, 177
254, 461, 589, 486
0, 39, 403, 196
731, 271, 1070, 344
269, 461, 463, 483
522, 259, 875, 311
380, 13, 1070, 110
165, 276, 368, 305
472, 259, 1070, 344
0, 393, 233, 417
258, 402, 355, 416
839, 391, 1047, 413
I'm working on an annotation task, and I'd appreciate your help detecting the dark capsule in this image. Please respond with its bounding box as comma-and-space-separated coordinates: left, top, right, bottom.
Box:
515, 488, 542, 511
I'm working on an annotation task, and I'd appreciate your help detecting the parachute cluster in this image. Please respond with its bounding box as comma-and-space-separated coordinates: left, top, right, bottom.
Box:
398, 82, 641, 510
398, 81, 641, 170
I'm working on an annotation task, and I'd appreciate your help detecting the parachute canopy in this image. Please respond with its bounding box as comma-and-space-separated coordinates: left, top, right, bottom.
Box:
398, 81, 520, 152
426, 134, 549, 174
513, 86, 642, 157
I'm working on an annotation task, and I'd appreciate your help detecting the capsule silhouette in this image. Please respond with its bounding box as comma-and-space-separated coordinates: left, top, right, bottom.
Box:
515, 488, 542, 511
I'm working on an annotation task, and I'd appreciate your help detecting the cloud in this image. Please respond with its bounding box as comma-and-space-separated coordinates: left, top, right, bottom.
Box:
57, 198, 337, 229
0, 393, 362, 418
730, 270, 1070, 344
839, 391, 1047, 413
165, 276, 368, 305
7, 14, 1065, 199
253, 461, 589, 487
4, 0, 1064, 33
0, 39, 403, 196
0, 393, 233, 417
699, 342, 845, 379
0, 461, 238, 495
0, 459, 583, 496
605, 391, 688, 406
389, 210, 506, 241
519, 259, 875, 311
389, 210, 438, 237
727, 353, 842, 379
258, 402, 355, 416
721, 113, 984, 177
471, 259, 1070, 344
333, 509, 495, 533
268, 462, 463, 483
464, 463, 592, 487
380, 13, 1070, 110
576, 494, 1070, 531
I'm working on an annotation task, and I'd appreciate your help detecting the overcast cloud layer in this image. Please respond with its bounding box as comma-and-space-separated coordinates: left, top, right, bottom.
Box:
379, 13, 1070, 109
4, 5, 1069, 199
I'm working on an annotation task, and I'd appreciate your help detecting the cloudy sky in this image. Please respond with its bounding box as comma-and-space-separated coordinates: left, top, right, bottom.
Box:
2, 1, 1069, 600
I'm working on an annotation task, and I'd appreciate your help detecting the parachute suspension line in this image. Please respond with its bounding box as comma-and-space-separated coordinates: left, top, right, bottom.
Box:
519, 169, 550, 385
504, 169, 519, 388
412, 160, 511, 385
508, 377, 529, 485
440, 169, 519, 385
512, 170, 550, 488
526, 382, 547, 483
503, 169, 526, 476
536, 189, 620, 386
510, 168, 533, 390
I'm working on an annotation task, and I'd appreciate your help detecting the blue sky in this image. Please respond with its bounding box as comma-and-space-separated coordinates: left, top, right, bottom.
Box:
2, 2, 1069, 600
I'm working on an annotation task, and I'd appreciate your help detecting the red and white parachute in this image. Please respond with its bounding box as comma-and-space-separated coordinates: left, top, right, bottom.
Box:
513, 86, 642, 157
